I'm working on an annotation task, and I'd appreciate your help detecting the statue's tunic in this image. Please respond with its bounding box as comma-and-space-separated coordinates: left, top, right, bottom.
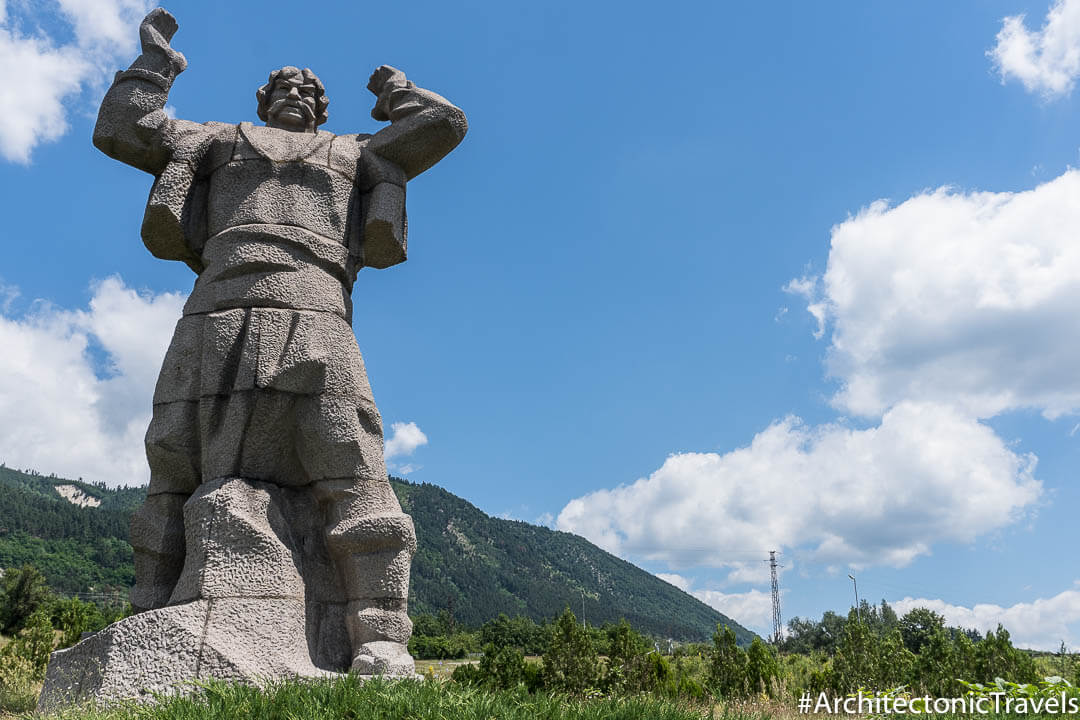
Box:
145, 122, 396, 494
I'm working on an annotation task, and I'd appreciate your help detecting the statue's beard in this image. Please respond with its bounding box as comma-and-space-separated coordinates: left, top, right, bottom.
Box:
269, 98, 316, 126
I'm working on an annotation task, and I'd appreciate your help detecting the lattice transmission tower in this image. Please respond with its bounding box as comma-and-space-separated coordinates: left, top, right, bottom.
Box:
768, 550, 783, 644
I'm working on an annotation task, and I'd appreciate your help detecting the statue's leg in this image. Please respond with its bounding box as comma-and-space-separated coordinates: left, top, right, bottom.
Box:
132, 315, 203, 613
301, 388, 416, 675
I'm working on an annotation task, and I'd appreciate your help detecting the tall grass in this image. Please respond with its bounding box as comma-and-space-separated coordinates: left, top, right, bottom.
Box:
38, 677, 721, 720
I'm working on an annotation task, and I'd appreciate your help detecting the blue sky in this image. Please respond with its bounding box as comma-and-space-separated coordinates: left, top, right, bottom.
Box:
2, 0, 1080, 649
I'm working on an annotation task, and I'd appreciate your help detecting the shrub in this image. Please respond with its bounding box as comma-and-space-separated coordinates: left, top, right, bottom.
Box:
708, 624, 747, 698
0, 652, 38, 714
0, 565, 51, 633
830, 612, 880, 693
542, 608, 599, 693
478, 643, 527, 689
51, 596, 107, 649
974, 625, 1038, 685
0, 608, 55, 678
745, 636, 779, 696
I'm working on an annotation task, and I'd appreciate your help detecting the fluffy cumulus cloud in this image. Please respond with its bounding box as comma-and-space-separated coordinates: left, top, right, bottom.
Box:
691, 588, 775, 634
0, 0, 149, 163
894, 583, 1080, 651
656, 573, 691, 591
555, 23, 1080, 641
990, 0, 1080, 98
560, 175, 1080, 582
0, 276, 184, 486
384, 421, 428, 462
657, 573, 775, 633
812, 171, 1080, 420
558, 403, 1040, 570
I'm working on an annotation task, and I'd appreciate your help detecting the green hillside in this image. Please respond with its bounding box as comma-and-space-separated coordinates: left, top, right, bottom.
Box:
0, 466, 142, 593
0, 465, 753, 643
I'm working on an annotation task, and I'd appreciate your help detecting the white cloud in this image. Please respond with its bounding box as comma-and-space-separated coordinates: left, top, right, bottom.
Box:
801, 171, 1080, 420
692, 588, 775, 634
55, 0, 148, 52
893, 584, 1080, 651
384, 421, 428, 460
0, 28, 87, 163
656, 573, 691, 591
657, 572, 774, 633
558, 78, 1076, 603
990, 0, 1080, 98
784, 276, 826, 339
557, 402, 1040, 570
0, 276, 184, 485
724, 561, 778, 586
0, 0, 149, 163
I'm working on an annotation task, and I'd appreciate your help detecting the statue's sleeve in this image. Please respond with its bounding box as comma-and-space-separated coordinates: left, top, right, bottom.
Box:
94, 47, 222, 273
93, 45, 192, 175
366, 83, 468, 181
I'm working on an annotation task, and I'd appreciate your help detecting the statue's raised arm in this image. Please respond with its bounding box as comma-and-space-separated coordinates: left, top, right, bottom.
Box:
365, 65, 468, 180
93, 8, 188, 174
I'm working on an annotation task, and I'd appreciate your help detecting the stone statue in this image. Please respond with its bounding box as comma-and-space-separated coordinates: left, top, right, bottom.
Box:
38, 7, 466, 707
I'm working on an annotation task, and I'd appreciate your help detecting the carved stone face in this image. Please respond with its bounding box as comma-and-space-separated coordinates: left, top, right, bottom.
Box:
266, 73, 319, 132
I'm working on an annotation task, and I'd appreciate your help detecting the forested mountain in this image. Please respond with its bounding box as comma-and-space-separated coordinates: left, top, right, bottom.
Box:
396, 479, 753, 643
0, 466, 753, 643
0, 466, 143, 593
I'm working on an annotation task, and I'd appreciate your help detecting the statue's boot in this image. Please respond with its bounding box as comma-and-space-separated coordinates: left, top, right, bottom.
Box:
129, 492, 188, 612
132, 397, 200, 612
315, 478, 417, 675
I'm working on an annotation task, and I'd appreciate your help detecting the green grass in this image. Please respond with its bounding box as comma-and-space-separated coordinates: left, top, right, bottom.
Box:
32, 676, 722, 720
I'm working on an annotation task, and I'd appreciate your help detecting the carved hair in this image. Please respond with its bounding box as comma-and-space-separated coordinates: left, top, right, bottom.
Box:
256, 66, 330, 126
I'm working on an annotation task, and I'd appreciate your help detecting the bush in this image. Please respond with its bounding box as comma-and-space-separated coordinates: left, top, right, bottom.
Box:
974, 625, 1038, 685
0, 564, 51, 633
450, 661, 483, 685
51, 595, 107, 649
408, 633, 470, 659
745, 636, 779, 696
478, 643, 527, 689
542, 608, 599, 694
830, 612, 879, 693
708, 624, 747, 698
0, 652, 38, 714
0, 608, 55, 678
479, 613, 548, 655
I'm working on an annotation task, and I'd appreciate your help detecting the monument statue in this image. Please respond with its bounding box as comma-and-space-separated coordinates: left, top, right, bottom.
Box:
38, 7, 466, 707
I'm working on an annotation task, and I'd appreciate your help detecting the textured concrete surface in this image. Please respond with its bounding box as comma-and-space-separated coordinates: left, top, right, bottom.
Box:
37, 478, 355, 711
40, 5, 466, 709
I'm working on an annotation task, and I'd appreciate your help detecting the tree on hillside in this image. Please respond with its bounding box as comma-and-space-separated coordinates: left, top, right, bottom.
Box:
0, 565, 51, 633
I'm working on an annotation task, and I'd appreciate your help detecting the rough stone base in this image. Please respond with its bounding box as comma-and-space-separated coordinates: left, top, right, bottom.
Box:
37, 477, 415, 711
36, 597, 350, 711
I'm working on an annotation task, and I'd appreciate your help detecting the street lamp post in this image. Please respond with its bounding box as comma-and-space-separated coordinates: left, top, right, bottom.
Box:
848, 574, 861, 623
